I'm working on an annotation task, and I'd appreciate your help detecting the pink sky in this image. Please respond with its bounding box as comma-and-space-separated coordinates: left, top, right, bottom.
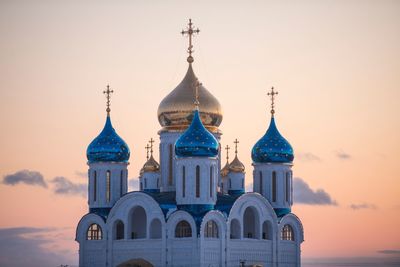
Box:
0, 1, 399, 266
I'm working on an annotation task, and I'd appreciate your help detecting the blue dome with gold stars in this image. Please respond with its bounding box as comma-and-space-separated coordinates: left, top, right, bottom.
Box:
175, 109, 219, 158
251, 117, 294, 163
87, 116, 130, 163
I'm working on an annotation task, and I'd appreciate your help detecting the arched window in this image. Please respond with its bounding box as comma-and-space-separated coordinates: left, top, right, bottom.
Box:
175, 220, 192, 238
150, 219, 162, 239
130, 206, 147, 239
196, 166, 200, 198
157, 178, 159, 188
243, 207, 259, 239
114, 220, 124, 240
120, 170, 124, 197
272, 171, 277, 202
230, 219, 240, 239
259, 171, 263, 195
262, 221, 272, 240
87, 223, 102, 240
106, 170, 111, 202
285, 172, 290, 202
210, 166, 213, 197
93, 171, 97, 202
182, 166, 186, 198
281, 224, 295, 241
204, 220, 219, 238
168, 144, 173, 185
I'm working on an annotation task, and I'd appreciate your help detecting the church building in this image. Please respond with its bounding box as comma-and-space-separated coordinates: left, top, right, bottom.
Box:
76, 19, 304, 267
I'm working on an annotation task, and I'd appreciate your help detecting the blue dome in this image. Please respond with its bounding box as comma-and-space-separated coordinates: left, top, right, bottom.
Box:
251, 117, 294, 163
87, 116, 130, 163
175, 110, 219, 158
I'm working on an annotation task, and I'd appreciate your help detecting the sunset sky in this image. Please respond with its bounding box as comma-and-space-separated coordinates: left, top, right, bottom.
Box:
0, 1, 399, 266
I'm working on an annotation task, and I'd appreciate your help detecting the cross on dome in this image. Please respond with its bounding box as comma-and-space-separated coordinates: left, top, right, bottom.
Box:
225, 145, 230, 163
103, 84, 114, 116
145, 143, 151, 160
181, 18, 200, 63
234, 139, 239, 155
267, 86, 278, 117
149, 138, 155, 156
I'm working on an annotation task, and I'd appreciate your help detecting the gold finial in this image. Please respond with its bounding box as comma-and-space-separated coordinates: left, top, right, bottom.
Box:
267, 86, 279, 117
181, 18, 200, 63
194, 79, 201, 109
103, 84, 114, 116
145, 144, 151, 160
234, 139, 239, 155
149, 138, 155, 156
225, 145, 230, 163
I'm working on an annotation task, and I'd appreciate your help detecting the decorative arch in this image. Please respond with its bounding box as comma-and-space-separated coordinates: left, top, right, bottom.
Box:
166, 210, 197, 239
175, 220, 192, 238
114, 220, 124, 240
129, 206, 147, 239
279, 213, 304, 243
76, 213, 106, 242
117, 258, 154, 267
149, 218, 162, 239
230, 219, 241, 239
243, 206, 260, 239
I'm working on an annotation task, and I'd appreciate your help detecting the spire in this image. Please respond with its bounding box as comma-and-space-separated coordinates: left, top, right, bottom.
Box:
181, 18, 200, 63
103, 84, 114, 116
225, 145, 230, 164
267, 86, 278, 117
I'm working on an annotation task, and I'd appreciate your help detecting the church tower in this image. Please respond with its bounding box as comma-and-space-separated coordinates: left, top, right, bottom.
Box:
174, 80, 219, 212
226, 139, 246, 195
139, 138, 161, 192
86, 86, 130, 215
157, 19, 223, 192
251, 87, 294, 217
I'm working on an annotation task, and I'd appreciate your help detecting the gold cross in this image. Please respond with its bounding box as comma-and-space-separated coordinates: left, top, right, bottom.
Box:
145, 144, 151, 160
181, 18, 200, 63
267, 87, 278, 116
225, 145, 230, 163
149, 138, 155, 156
103, 84, 114, 115
234, 139, 239, 155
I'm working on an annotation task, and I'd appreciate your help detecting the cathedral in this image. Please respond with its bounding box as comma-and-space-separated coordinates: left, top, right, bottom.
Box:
76, 19, 304, 267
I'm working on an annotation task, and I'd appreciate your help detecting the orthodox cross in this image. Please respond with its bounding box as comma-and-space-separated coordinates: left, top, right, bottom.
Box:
149, 138, 155, 156
103, 84, 114, 115
145, 144, 151, 160
194, 79, 201, 109
225, 145, 230, 163
234, 139, 239, 155
267, 86, 278, 116
181, 18, 200, 63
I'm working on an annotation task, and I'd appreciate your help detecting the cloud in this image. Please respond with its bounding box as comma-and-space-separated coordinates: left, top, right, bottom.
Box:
51, 176, 86, 197
75, 171, 87, 178
129, 178, 140, 191
296, 152, 321, 162
336, 150, 352, 160
2, 170, 47, 188
377, 250, 400, 255
293, 178, 337, 205
0, 227, 75, 267
349, 203, 377, 210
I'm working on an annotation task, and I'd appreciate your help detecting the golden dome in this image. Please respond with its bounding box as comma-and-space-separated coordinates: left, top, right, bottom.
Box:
229, 155, 245, 173
157, 64, 223, 133
140, 155, 160, 175
221, 161, 230, 177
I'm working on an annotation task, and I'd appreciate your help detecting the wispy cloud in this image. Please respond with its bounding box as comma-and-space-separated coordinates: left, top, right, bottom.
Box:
75, 171, 87, 178
349, 203, 377, 210
335, 150, 352, 160
2, 170, 47, 188
296, 152, 321, 162
293, 178, 337, 205
51, 177, 86, 197
0, 227, 74, 267
377, 250, 400, 255
129, 178, 140, 191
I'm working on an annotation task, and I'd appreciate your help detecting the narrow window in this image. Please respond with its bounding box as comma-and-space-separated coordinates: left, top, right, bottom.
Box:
229, 178, 232, 189
272, 171, 277, 202
182, 166, 186, 198
106, 170, 111, 202
157, 178, 159, 188
221, 183, 224, 193
259, 171, 263, 195
144, 178, 147, 189
286, 172, 290, 202
168, 144, 173, 185
290, 171, 293, 203
210, 166, 213, 198
196, 165, 200, 198
140, 182, 143, 191
241, 179, 244, 189
120, 170, 123, 197
93, 171, 97, 202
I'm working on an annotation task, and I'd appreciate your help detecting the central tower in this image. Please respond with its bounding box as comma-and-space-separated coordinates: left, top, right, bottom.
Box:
157, 19, 223, 192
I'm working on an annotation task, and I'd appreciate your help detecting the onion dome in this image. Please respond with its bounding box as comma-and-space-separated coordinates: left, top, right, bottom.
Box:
221, 161, 230, 177
87, 116, 130, 163
140, 155, 160, 175
175, 109, 219, 158
158, 64, 223, 133
229, 155, 245, 173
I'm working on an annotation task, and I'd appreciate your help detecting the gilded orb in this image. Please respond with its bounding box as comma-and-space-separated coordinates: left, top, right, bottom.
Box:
157, 64, 223, 133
